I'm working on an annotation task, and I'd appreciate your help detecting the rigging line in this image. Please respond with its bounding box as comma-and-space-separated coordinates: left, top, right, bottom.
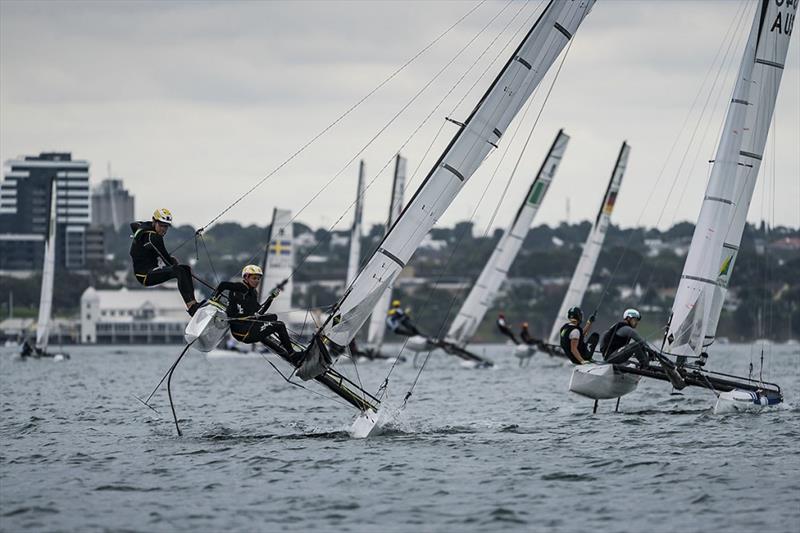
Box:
261, 355, 353, 410
590, 0, 747, 311
628, 0, 752, 306
196, 0, 520, 286
482, 32, 574, 237
200, 234, 220, 285
402, 0, 544, 195
245, 0, 529, 290
169, 0, 488, 255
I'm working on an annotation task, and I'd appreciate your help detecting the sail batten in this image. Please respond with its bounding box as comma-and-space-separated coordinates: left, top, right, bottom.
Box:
322, 0, 596, 348
548, 141, 630, 344
446, 129, 570, 347
668, 0, 795, 357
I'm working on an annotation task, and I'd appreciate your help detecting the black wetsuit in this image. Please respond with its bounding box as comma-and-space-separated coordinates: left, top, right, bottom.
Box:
496, 317, 519, 344
214, 281, 294, 355
129, 221, 195, 304
520, 326, 534, 345
600, 321, 649, 367
558, 323, 599, 364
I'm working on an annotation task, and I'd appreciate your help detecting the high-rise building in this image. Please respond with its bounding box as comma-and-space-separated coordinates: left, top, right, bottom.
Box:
91, 178, 134, 229
0, 152, 91, 271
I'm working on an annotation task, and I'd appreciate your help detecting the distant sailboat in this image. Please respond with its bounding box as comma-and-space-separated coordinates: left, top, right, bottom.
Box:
570, 0, 793, 413
440, 130, 569, 362
28, 178, 68, 361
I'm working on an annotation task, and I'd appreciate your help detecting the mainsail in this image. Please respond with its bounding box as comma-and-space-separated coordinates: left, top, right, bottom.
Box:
260, 208, 294, 318
345, 161, 366, 286
315, 0, 597, 350
668, 0, 795, 357
35, 178, 58, 352
365, 154, 406, 349
446, 129, 570, 347
548, 141, 630, 344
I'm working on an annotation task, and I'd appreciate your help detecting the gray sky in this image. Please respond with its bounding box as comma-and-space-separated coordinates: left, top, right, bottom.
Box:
1, 0, 798, 235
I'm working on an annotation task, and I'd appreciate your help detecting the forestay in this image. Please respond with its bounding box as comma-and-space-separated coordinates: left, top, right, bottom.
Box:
548, 141, 629, 344
320, 0, 597, 349
365, 154, 407, 349
260, 208, 294, 318
447, 130, 570, 347
35, 178, 58, 351
345, 161, 366, 286
668, 0, 795, 357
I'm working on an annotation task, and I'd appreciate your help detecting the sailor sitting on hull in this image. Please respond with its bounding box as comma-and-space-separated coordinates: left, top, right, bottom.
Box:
212, 265, 296, 359
130, 208, 202, 316
496, 313, 519, 344
386, 300, 421, 337
558, 306, 599, 365
599, 308, 649, 368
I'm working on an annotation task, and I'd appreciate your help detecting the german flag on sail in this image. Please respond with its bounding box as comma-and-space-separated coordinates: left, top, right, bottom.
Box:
602, 191, 618, 215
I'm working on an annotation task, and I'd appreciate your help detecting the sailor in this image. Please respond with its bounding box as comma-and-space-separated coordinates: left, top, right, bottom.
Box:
386, 300, 421, 337
558, 306, 599, 364
212, 265, 296, 357
520, 322, 535, 345
129, 208, 202, 316
599, 308, 649, 367
496, 313, 519, 344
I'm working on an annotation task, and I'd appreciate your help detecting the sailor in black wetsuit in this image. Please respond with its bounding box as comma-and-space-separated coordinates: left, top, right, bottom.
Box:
558, 306, 599, 364
213, 265, 295, 357
599, 308, 649, 368
496, 313, 519, 344
520, 322, 534, 345
386, 300, 421, 337
129, 208, 201, 315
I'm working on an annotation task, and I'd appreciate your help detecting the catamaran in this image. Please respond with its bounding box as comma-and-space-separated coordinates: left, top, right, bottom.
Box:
412, 129, 570, 366
504, 141, 629, 363
182, 0, 597, 437
569, 0, 793, 414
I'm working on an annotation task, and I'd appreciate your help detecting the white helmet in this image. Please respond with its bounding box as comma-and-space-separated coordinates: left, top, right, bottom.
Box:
623, 308, 641, 320
152, 208, 173, 225
242, 264, 263, 277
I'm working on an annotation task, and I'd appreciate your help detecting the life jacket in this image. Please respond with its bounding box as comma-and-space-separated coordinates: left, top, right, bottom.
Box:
600, 321, 630, 358
386, 307, 405, 330
559, 322, 587, 365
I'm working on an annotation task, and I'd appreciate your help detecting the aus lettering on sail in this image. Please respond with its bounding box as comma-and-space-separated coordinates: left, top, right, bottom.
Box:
772, 0, 796, 35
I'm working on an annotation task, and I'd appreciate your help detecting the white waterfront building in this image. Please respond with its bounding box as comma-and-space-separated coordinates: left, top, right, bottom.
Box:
80, 287, 190, 344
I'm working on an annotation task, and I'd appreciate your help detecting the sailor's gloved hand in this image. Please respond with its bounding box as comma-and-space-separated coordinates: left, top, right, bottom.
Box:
269, 287, 281, 299
588, 313, 596, 323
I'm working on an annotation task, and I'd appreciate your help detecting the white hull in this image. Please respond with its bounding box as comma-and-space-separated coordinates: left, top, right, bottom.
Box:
514, 345, 534, 360
185, 304, 230, 352
569, 363, 640, 400
713, 389, 772, 414
405, 335, 431, 353
206, 349, 263, 359
350, 408, 381, 439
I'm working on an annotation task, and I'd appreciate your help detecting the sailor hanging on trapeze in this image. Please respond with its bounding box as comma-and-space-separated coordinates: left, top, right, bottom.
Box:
129, 208, 203, 316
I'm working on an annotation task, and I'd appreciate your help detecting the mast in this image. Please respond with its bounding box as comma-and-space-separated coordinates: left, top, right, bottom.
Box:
365, 154, 406, 349
317, 0, 596, 349
260, 208, 294, 318
345, 161, 366, 286
447, 129, 570, 347
668, 0, 795, 357
548, 141, 630, 344
35, 178, 58, 352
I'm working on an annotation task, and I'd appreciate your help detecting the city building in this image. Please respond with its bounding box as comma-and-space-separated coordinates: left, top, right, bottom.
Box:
0, 152, 90, 271
80, 287, 190, 344
91, 178, 134, 229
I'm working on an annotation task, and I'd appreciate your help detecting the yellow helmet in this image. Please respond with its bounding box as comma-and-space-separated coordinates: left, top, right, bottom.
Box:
242, 264, 263, 277
392, 300, 401, 307
152, 208, 173, 225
